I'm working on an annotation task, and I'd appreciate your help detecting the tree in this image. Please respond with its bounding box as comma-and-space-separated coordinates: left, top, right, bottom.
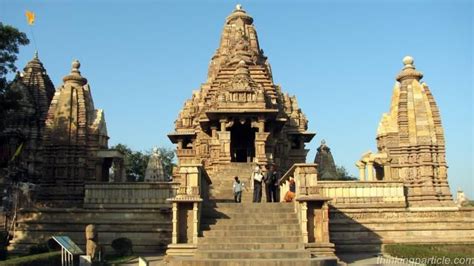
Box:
0, 22, 30, 131
111, 144, 176, 181
335, 165, 357, 181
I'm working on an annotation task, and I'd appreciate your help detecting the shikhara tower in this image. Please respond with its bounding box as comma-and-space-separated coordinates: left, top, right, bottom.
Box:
0, 52, 55, 182
358, 56, 453, 206
169, 5, 314, 175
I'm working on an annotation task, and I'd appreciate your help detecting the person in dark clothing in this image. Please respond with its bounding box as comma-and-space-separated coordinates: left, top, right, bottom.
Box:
252, 166, 263, 203
264, 164, 279, 202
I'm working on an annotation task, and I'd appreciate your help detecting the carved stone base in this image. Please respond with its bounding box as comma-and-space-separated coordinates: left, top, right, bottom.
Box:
305, 242, 336, 258
166, 244, 197, 257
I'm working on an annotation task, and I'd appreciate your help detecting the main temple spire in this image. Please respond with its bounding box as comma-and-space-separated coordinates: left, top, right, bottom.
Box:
207, 4, 268, 80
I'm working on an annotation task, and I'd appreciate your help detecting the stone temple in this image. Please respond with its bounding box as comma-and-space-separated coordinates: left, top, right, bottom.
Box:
0, 4, 472, 265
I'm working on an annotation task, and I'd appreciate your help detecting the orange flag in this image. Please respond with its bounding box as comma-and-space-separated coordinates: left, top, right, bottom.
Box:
25, 10, 35, 25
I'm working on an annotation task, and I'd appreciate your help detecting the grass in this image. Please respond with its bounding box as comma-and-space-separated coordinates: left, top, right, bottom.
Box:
0, 251, 60, 266
384, 244, 474, 266
104, 254, 138, 265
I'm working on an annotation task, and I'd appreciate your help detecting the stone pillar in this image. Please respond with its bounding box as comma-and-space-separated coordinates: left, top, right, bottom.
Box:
383, 164, 392, 180
217, 131, 231, 163
356, 161, 366, 181
255, 132, 270, 165
192, 202, 199, 244
300, 201, 308, 243
367, 162, 374, 181
171, 202, 178, 244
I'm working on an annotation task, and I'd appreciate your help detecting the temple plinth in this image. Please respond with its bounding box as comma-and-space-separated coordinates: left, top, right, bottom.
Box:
169, 6, 314, 175
357, 56, 453, 206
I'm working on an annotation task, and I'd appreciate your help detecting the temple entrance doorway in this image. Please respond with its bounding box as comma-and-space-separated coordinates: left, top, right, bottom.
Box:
230, 120, 256, 162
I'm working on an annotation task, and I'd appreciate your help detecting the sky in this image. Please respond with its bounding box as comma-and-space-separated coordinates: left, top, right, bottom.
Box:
1, 0, 472, 198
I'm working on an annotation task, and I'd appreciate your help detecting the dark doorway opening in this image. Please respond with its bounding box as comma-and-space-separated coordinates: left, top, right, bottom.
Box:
230, 120, 256, 162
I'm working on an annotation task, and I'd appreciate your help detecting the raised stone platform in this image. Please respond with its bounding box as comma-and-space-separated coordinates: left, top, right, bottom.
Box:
329, 206, 474, 253
10, 207, 172, 254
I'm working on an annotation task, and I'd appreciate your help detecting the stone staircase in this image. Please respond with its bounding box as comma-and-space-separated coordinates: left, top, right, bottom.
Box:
209, 163, 256, 202
167, 163, 338, 265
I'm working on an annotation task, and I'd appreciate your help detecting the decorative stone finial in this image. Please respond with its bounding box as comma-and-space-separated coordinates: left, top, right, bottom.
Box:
227, 3, 253, 24
321, 139, 326, 145
34, 50, 39, 59
72, 59, 80, 71
63, 59, 87, 85
396, 55, 423, 82
402, 56, 414, 67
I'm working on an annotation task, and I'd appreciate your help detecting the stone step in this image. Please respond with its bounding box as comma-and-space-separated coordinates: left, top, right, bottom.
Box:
194, 250, 310, 259
203, 230, 301, 237
203, 202, 293, 209
202, 223, 300, 231
201, 218, 298, 225
199, 236, 302, 244
202, 212, 297, 220
167, 258, 338, 266
202, 207, 294, 214
197, 242, 304, 250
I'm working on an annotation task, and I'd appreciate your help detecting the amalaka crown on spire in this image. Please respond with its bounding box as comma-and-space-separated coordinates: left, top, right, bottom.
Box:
396, 55, 423, 82
63, 59, 87, 86
23, 51, 47, 73
226, 4, 253, 25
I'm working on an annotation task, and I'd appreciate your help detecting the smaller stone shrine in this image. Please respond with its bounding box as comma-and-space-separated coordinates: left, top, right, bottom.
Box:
39, 60, 124, 205
314, 140, 338, 180
356, 56, 453, 207
144, 148, 166, 182
0, 52, 55, 182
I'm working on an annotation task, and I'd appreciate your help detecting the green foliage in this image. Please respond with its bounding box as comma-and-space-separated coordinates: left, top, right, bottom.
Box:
0, 22, 30, 131
0, 232, 8, 260
334, 165, 357, 181
104, 254, 137, 264
27, 243, 49, 255
111, 144, 175, 181
0, 23, 29, 78
0, 251, 61, 266
111, 238, 133, 257
384, 244, 474, 266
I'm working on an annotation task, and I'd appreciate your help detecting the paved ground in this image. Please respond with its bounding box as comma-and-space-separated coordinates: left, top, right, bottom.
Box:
113, 252, 419, 265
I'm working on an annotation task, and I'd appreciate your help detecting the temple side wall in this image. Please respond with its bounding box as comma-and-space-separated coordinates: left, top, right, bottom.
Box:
329, 207, 474, 253
317, 181, 406, 208
84, 182, 179, 209
10, 183, 177, 254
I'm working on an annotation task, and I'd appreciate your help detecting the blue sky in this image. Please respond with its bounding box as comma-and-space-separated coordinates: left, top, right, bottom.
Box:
2, 0, 472, 197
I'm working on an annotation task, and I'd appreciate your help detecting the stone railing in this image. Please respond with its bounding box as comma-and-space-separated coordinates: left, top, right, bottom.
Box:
317, 181, 407, 208
278, 164, 336, 257
84, 182, 179, 209
167, 164, 211, 257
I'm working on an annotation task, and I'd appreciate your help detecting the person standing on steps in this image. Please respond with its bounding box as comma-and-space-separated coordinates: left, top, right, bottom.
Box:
264, 164, 280, 202
233, 176, 243, 203
252, 166, 263, 202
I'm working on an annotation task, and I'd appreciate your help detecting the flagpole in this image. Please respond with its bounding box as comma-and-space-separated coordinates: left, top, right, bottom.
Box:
29, 26, 38, 52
